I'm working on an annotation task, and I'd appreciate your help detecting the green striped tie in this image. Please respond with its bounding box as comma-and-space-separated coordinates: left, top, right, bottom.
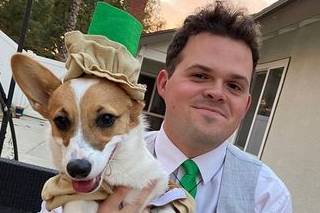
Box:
180, 159, 200, 198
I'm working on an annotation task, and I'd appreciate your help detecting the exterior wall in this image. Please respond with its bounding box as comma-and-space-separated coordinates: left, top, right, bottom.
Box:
257, 0, 320, 35
138, 39, 170, 74
258, 4, 320, 213
138, 41, 169, 130
138, 40, 169, 64
147, 40, 170, 53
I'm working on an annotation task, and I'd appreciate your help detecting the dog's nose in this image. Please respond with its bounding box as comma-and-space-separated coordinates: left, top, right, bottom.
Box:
67, 159, 92, 178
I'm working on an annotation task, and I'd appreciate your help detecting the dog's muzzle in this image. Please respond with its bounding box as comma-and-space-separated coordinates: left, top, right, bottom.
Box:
66, 159, 102, 193
65, 144, 118, 193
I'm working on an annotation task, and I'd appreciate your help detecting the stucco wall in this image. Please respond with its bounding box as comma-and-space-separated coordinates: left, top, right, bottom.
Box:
259, 13, 320, 213
256, 0, 320, 34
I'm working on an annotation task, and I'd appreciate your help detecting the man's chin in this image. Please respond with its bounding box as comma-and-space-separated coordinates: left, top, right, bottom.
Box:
190, 124, 230, 144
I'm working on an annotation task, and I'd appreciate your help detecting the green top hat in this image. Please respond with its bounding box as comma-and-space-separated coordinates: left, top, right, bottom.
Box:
88, 2, 143, 56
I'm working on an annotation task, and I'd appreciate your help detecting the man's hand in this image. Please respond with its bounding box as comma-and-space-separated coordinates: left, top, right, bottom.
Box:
98, 183, 155, 213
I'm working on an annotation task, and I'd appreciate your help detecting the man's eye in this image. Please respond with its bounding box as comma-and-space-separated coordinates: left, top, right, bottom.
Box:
192, 73, 208, 80
228, 83, 242, 92
53, 116, 71, 131
96, 113, 116, 128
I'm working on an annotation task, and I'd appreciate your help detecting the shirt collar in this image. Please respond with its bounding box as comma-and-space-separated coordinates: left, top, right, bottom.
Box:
155, 126, 187, 175
155, 126, 228, 184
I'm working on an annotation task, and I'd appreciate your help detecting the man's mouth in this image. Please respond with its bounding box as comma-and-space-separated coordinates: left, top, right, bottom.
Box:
71, 174, 102, 193
192, 105, 226, 118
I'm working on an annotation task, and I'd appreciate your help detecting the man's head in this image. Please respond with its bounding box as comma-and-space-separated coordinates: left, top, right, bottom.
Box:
157, 3, 261, 157
166, 2, 261, 79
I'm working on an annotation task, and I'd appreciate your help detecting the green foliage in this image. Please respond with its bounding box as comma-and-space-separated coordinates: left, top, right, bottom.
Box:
143, 0, 165, 33
0, 0, 164, 60
0, 0, 95, 59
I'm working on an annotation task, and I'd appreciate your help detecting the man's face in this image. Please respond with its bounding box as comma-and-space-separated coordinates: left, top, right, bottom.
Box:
157, 33, 252, 156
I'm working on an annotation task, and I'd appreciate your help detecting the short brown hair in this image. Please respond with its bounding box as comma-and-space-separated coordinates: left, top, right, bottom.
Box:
166, 2, 261, 77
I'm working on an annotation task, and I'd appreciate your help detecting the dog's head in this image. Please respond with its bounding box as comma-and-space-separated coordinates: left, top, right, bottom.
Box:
11, 54, 144, 193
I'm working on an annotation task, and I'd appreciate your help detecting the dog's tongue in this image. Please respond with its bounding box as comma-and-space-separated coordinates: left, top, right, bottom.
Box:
72, 179, 96, 193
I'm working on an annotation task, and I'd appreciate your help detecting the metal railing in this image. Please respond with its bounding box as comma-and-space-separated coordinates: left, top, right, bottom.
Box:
0, 0, 33, 160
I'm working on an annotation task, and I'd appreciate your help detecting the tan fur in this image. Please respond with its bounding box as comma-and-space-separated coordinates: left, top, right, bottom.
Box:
79, 79, 144, 149
47, 82, 78, 147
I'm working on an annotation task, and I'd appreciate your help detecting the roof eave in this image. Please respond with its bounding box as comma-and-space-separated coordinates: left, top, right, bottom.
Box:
140, 29, 176, 46
253, 0, 294, 20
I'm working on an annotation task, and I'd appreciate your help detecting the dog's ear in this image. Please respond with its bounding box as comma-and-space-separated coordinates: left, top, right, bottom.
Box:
129, 100, 145, 128
11, 53, 62, 118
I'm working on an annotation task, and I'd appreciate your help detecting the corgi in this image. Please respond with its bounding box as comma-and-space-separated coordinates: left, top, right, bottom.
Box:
10, 53, 176, 213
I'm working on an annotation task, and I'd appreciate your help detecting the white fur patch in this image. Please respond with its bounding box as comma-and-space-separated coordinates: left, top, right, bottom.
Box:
62, 78, 101, 178
70, 78, 98, 105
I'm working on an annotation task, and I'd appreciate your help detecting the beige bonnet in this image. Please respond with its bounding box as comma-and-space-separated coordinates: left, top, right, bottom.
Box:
63, 31, 146, 101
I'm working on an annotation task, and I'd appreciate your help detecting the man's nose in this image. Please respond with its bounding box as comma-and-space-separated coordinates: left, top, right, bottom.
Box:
203, 82, 226, 102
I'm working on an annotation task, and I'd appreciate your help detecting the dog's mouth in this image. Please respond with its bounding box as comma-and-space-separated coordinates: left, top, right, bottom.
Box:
70, 144, 118, 193
71, 174, 102, 193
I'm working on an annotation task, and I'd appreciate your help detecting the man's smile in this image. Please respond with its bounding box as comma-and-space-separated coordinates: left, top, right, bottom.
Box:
192, 105, 227, 119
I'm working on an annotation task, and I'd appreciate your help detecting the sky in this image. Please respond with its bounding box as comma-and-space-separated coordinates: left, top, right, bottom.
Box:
159, 0, 279, 29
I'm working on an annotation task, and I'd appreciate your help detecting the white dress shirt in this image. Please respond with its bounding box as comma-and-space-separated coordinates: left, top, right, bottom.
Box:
151, 127, 292, 213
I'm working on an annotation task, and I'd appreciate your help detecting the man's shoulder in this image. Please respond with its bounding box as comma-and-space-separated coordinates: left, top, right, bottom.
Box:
225, 144, 292, 212
226, 144, 289, 189
226, 143, 263, 167
258, 163, 285, 182
255, 162, 292, 212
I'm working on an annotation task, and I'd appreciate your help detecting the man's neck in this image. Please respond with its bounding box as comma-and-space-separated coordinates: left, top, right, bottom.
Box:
163, 123, 221, 158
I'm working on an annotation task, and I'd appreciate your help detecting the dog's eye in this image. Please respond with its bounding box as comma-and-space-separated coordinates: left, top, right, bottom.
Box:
53, 116, 71, 131
96, 113, 116, 128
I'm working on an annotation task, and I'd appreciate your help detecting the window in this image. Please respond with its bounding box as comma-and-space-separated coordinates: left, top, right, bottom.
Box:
234, 58, 290, 158
138, 58, 166, 130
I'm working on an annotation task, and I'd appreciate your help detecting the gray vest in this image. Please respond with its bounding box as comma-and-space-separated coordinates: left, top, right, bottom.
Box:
217, 144, 262, 213
145, 132, 262, 213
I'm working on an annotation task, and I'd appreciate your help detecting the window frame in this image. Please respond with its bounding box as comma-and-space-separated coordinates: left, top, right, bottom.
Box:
237, 58, 290, 158
139, 72, 165, 130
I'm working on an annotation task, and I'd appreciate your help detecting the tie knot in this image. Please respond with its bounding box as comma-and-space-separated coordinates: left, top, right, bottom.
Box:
182, 159, 199, 176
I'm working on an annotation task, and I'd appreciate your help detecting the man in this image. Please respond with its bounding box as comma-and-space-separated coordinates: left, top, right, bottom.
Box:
99, 2, 292, 213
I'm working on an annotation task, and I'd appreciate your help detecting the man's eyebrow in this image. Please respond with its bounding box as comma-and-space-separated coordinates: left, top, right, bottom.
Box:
186, 64, 212, 72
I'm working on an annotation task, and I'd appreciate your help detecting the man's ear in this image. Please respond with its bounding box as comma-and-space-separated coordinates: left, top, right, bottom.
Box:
11, 53, 62, 118
156, 69, 169, 99
129, 100, 145, 128
244, 95, 252, 115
